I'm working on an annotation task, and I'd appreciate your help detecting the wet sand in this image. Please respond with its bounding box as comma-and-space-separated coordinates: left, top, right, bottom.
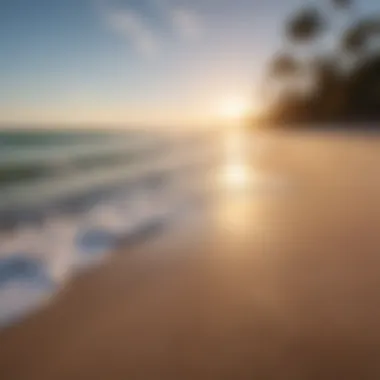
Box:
1, 132, 380, 379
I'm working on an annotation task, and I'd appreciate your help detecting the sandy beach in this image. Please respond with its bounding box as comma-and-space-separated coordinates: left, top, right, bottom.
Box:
1, 131, 380, 379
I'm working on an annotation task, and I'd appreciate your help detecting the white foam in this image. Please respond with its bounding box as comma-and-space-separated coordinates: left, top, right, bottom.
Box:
0, 283, 54, 326
0, 133, 218, 328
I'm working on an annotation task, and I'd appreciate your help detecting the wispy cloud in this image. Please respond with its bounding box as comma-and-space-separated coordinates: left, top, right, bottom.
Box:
97, 0, 202, 58
170, 6, 201, 41
153, 0, 202, 40
103, 7, 160, 58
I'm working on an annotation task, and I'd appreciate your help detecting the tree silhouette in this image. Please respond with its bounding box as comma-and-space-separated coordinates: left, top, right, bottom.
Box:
260, 0, 380, 126
343, 17, 380, 56
286, 8, 325, 43
269, 53, 300, 78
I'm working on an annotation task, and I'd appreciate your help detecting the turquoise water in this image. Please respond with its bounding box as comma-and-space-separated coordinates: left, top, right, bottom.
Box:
0, 130, 168, 221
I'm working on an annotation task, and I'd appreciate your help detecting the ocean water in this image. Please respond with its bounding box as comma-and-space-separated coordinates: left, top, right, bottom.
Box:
0, 128, 217, 327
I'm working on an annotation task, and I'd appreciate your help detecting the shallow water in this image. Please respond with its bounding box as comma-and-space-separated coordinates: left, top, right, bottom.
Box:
0, 128, 219, 327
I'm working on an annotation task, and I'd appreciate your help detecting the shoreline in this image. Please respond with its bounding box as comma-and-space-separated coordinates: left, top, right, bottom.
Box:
2, 132, 380, 378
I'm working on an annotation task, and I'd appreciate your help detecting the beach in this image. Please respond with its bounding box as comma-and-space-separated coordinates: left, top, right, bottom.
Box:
1, 130, 380, 379
0, 129, 218, 325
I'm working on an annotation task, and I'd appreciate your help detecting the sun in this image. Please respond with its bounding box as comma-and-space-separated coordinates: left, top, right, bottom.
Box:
218, 96, 251, 120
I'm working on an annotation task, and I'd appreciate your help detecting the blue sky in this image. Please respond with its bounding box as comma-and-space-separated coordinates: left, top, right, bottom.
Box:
0, 0, 379, 127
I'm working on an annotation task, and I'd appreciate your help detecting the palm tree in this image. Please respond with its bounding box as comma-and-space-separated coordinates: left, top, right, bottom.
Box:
261, 53, 301, 110
286, 7, 326, 43
342, 17, 380, 55
259, 0, 380, 125
269, 53, 300, 78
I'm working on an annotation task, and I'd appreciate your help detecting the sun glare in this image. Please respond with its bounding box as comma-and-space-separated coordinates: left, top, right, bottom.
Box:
218, 96, 251, 120
224, 164, 249, 187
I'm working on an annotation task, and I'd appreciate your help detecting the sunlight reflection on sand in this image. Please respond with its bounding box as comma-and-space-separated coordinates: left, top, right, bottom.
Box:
220, 128, 260, 191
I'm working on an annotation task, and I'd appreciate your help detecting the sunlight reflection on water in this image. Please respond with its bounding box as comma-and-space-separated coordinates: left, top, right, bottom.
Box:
224, 164, 250, 188
216, 128, 256, 238
220, 128, 254, 191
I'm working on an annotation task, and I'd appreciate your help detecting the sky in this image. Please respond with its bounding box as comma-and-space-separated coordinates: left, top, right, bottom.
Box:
0, 0, 379, 128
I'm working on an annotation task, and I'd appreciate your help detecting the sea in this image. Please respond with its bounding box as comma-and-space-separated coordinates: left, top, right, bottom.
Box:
0, 128, 218, 327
